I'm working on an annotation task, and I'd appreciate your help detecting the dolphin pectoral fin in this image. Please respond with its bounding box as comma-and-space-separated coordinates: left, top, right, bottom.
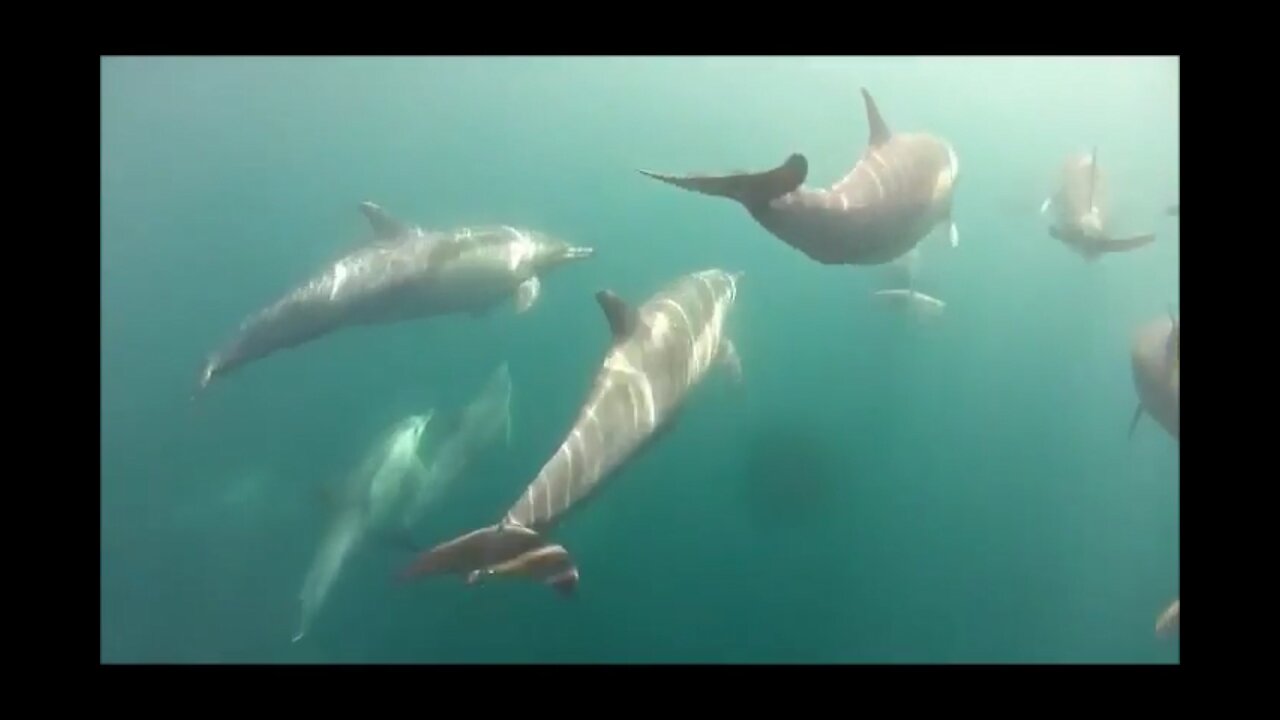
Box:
515, 277, 541, 314
1128, 403, 1144, 439
720, 340, 743, 384
358, 201, 412, 242
637, 153, 808, 208
1099, 233, 1156, 253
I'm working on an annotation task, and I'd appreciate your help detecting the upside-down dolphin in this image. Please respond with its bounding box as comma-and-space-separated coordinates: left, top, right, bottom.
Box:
398, 268, 744, 593
198, 202, 593, 390
637, 88, 960, 266
293, 412, 434, 643
1128, 306, 1179, 441
1041, 148, 1156, 260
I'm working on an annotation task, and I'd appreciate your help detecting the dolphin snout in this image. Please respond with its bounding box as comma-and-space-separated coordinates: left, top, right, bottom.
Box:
564, 246, 595, 260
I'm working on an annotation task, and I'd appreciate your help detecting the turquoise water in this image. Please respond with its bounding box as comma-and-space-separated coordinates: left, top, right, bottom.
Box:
100, 56, 1179, 663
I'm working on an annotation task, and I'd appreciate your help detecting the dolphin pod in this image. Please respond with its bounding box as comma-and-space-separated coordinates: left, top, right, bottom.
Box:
186, 75, 1176, 649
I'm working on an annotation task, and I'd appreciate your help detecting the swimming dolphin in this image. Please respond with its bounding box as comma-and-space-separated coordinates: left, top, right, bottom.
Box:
871, 288, 946, 321
404, 362, 514, 524
397, 268, 744, 594
1041, 148, 1156, 260
637, 88, 960, 266
293, 412, 435, 643
1128, 306, 1179, 441
198, 202, 594, 390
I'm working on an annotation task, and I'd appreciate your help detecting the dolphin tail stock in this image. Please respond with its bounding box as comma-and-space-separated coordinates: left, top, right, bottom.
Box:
637, 153, 809, 209
397, 519, 579, 596
294, 513, 365, 644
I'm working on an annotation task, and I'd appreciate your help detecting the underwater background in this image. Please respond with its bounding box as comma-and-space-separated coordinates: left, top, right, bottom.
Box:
100, 55, 1179, 663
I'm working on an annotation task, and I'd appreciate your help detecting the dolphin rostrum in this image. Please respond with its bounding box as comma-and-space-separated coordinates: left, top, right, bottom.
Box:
198, 202, 594, 390
637, 88, 960, 266
1041, 148, 1156, 260
1128, 306, 1179, 441
293, 412, 435, 643
397, 268, 744, 594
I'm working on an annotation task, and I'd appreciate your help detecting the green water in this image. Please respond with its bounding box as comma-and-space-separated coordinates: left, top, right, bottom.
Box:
100, 56, 1179, 663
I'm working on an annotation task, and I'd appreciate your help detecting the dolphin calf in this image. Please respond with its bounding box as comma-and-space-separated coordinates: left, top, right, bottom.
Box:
294, 412, 435, 643
637, 88, 960, 266
1041, 148, 1156, 260
397, 268, 744, 594
198, 202, 594, 390
1128, 306, 1179, 441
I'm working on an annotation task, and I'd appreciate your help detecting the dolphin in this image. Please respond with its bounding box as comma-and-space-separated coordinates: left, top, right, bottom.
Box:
404, 362, 514, 525
397, 268, 744, 593
1041, 148, 1156, 260
637, 88, 960, 266
293, 412, 435, 643
198, 202, 594, 390
871, 288, 946, 321
1128, 306, 1179, 441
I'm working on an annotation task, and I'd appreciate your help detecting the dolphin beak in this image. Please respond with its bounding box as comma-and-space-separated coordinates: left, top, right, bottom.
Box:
563, 246, 595, 261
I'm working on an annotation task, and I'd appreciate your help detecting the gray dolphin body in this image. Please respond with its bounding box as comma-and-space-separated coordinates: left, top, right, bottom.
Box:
637, 88, 960, 266
1041, 149, 1156, 260
1128, 309, 1179, 441
294, 412, 434, 643
399, 268, 744, 593
198, 202, 593, 389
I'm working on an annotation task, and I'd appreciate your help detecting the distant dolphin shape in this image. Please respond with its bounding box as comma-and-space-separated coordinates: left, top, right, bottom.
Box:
871, 288, 946, 322
293, 412, 435, 643
637, 88, 960, 266
397, 269, 744, 594
404, 362, 514, 524
197, 202, 594, 392
1041, 148, 1156, 260
1128, 306, 1179, 441
1155, 598, 1180, 637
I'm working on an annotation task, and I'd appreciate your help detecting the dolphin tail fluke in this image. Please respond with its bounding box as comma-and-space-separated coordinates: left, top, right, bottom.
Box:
637, 153, 808, 208
399, 520, 578, 595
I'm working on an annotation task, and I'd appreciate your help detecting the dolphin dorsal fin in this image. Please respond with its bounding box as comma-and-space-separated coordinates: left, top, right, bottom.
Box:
358, 201, 413, 242
861, 88, 891, 148
596, 290, 639, 341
